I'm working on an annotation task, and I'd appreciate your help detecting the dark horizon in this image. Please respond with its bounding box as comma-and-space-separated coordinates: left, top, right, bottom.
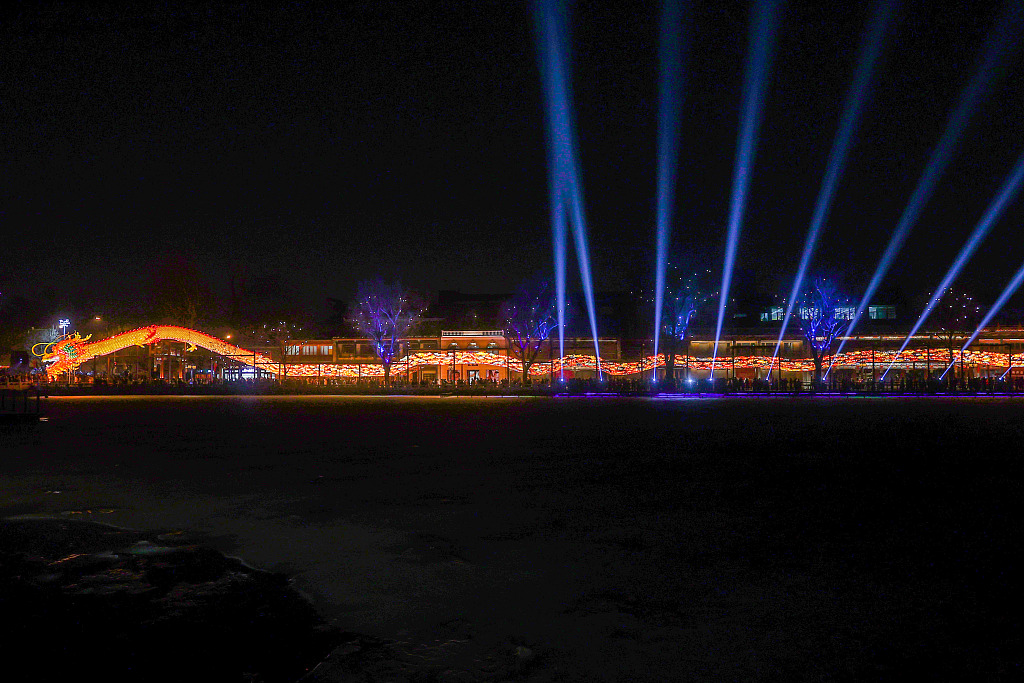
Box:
4, 1, 1024, 318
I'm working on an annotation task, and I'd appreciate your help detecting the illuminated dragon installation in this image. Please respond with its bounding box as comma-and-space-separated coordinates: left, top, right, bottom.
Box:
37, 326, 278, 377
37, 325, 1014, 379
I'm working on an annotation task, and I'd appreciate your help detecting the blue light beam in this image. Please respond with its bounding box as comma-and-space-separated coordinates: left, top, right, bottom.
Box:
551, 190, 567, 375
960, 259, 1024, 353
712, 0, 780, 378
768, 0, 892, 379
827, 1, 1024, 376
537, 1, 570, 374
881, 146, 1024, 379
565, 175, 604, 378
536, 0, 603, 377
938, 359, 956, 381
653, 0, 688, 374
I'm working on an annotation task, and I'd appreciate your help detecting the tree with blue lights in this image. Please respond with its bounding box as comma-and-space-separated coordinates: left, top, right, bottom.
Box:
659, 266, 712, 386
794, 276, 849, 387
352, 279, 422, 388
501, 278, 557, 384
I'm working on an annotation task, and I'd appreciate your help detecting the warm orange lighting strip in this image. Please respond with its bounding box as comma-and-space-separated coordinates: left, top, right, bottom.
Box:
42, 325, 276, 376
41, 326, 1015, 378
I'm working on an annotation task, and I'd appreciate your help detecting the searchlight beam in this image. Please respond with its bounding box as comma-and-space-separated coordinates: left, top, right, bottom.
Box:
828, 1, 1024, 377
881, 146, 1024, 379
712, 0, 780, 378
653, 0, 689, 378
769, 0, 892, 378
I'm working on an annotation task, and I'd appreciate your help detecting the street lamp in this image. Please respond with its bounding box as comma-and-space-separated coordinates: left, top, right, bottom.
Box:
57, 319, 71, 386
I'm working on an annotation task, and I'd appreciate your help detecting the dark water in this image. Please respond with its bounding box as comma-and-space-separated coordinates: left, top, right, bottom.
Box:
2, 396, 1021, 681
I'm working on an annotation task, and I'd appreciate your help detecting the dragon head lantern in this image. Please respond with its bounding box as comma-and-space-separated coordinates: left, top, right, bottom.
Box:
36, 333, 92, 375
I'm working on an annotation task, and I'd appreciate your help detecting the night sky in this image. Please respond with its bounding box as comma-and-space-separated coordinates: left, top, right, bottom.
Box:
4, 0, 1023, 316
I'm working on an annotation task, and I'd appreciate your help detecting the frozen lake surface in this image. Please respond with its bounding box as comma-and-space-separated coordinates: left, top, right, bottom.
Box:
2, 396, 1021, 680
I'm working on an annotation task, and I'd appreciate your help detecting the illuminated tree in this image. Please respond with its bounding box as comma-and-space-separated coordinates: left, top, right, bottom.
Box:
500, 277, 557, 384
352, 279, 422, 387
793, 276, 849, 386
930, 287, 980, 386
658, 266, 712, 385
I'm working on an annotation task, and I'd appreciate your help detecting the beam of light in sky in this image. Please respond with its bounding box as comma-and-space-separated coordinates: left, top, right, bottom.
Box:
711, 0, 780, 378
564, 176, 604, 378
536, 0, 603, 378
827, 2, 1023, 377
653, 0, 688, 375
537, 1, 569, 377
768, 0, 892, 379
881, 146, 1024, 379
938, 359, 956, 381
552, 189, 567, 376
960, 259, 1024, 352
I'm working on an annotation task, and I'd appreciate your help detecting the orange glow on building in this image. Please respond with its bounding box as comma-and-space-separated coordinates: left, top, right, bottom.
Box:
37, 324, 1016, 380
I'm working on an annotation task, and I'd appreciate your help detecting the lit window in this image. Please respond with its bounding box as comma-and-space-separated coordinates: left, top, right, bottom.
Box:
835, 306, 856, 320
869, 305, 896, 320
799, 307, 821, 319
760, 306, 783, 322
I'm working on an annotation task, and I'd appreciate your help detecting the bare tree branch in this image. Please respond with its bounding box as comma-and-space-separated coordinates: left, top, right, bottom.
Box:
352, 279, 422, 388
501, 277, 557, 384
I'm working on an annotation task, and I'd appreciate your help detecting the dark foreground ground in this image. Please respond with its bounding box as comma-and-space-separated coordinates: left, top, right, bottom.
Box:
1, 396, 1021, 681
